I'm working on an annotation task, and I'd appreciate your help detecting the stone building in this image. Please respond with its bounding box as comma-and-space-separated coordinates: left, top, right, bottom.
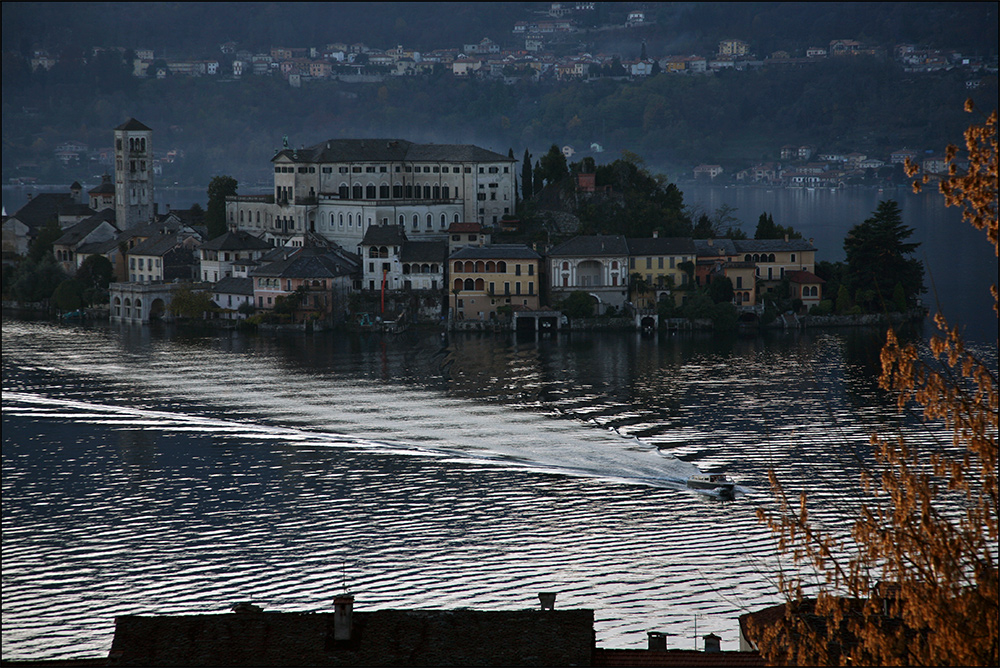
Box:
114, 118, 155, 229
227, 138, 516, 252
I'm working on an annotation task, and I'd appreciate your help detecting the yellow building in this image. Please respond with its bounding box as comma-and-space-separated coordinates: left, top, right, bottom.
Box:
626, 236, 697, 308
450, 244, 542, 321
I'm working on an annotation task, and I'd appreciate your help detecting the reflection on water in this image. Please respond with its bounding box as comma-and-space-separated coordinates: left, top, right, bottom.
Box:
2, 318, 989, 660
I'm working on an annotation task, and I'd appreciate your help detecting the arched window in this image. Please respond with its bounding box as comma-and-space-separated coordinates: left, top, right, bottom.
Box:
745, 254, 752, 262
369, 247, 379, 258
497, 261, 507, 272
378, 246, 389, 259
348, 214, 353, 227
769, 253, 776, 262
379, 184, 389, 199
440, 214, 446, 228
339, 185, 348, 199
454, 278, 463, 290
423, 185, 431, 199
487, 261, 496, 272
475, 261, 485, 272
464, 278, 474, 290
366, 184, 376, 199
563, 261, 570, 270
442, 186, 450, 199
339, 214, 344, 227
433, 185, 440, 199
464, 261, 475, 272
454, 261, 463, 273
426, 214, 432, 229
454, 214, 460, 223
352, 185, 363, 199
240, 210, 244, 222
475, 278, 485, 290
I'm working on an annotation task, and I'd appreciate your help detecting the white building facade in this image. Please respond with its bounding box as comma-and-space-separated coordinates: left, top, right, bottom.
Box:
227, 139, 516, 253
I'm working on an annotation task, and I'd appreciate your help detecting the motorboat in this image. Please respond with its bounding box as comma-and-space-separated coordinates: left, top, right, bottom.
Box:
686, 474, 736, 496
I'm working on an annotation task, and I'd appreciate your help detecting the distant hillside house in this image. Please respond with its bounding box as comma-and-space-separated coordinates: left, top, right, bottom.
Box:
693, 164, 724, 180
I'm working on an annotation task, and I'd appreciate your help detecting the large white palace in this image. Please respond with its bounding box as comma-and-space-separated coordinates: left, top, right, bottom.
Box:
227, 138, 516, 251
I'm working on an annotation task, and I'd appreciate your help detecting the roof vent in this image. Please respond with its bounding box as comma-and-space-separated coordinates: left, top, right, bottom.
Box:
703, 633, 721, 653
647, 631, 667, 651
538, 592, 556, 610
333, 594, 354, 641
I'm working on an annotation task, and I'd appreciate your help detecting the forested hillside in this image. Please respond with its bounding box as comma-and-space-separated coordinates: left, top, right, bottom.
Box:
3, 2, 996, 186
3, 56, 995, 186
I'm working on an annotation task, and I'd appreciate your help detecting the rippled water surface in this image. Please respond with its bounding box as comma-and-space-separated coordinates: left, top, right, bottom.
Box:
2, 318, 981, 660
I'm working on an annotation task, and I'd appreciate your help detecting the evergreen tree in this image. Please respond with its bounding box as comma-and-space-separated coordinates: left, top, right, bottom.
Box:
539, 144, 568, 186
843, 200, 924, 311
206, 175, 238, 240
693, 214, 715, 238
755, 212, 803, 240
708, 275, 734, 304
522, 149, 533, 201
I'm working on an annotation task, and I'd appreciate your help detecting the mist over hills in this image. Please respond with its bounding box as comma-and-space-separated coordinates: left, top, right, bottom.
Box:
2, 2, 997, 187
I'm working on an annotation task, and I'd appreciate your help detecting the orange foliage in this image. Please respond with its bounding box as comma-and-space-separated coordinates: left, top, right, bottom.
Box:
756, 104, 998, 666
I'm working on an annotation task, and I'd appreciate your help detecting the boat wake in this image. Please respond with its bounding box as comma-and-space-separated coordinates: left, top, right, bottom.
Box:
2, 390, 706, 492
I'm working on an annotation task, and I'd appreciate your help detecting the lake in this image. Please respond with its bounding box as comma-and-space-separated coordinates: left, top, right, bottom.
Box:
2, 179, 995, 660
3, 318, 992, 660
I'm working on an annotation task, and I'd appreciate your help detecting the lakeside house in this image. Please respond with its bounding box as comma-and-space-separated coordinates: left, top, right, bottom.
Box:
450, 243, 542, 322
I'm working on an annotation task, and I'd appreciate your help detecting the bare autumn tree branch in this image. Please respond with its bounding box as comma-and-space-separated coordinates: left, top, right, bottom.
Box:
755, 102, 998, 666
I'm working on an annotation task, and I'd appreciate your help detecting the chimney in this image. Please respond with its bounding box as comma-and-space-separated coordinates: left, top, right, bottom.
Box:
703, 633, 721, 653
333, 594, 354, 641
647, 631, 667, 651
652, 230, 659, 238
784, 233, 789, 242
538, 592, 557, 610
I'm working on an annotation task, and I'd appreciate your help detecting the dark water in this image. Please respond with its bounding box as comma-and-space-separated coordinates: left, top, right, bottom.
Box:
4, 317, 986, 660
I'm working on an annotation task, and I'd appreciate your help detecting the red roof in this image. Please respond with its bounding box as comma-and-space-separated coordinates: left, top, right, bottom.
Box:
785, 270, 825, 284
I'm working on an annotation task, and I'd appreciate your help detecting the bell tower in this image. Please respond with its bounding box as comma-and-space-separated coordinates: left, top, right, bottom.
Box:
114, 118, 155, 228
